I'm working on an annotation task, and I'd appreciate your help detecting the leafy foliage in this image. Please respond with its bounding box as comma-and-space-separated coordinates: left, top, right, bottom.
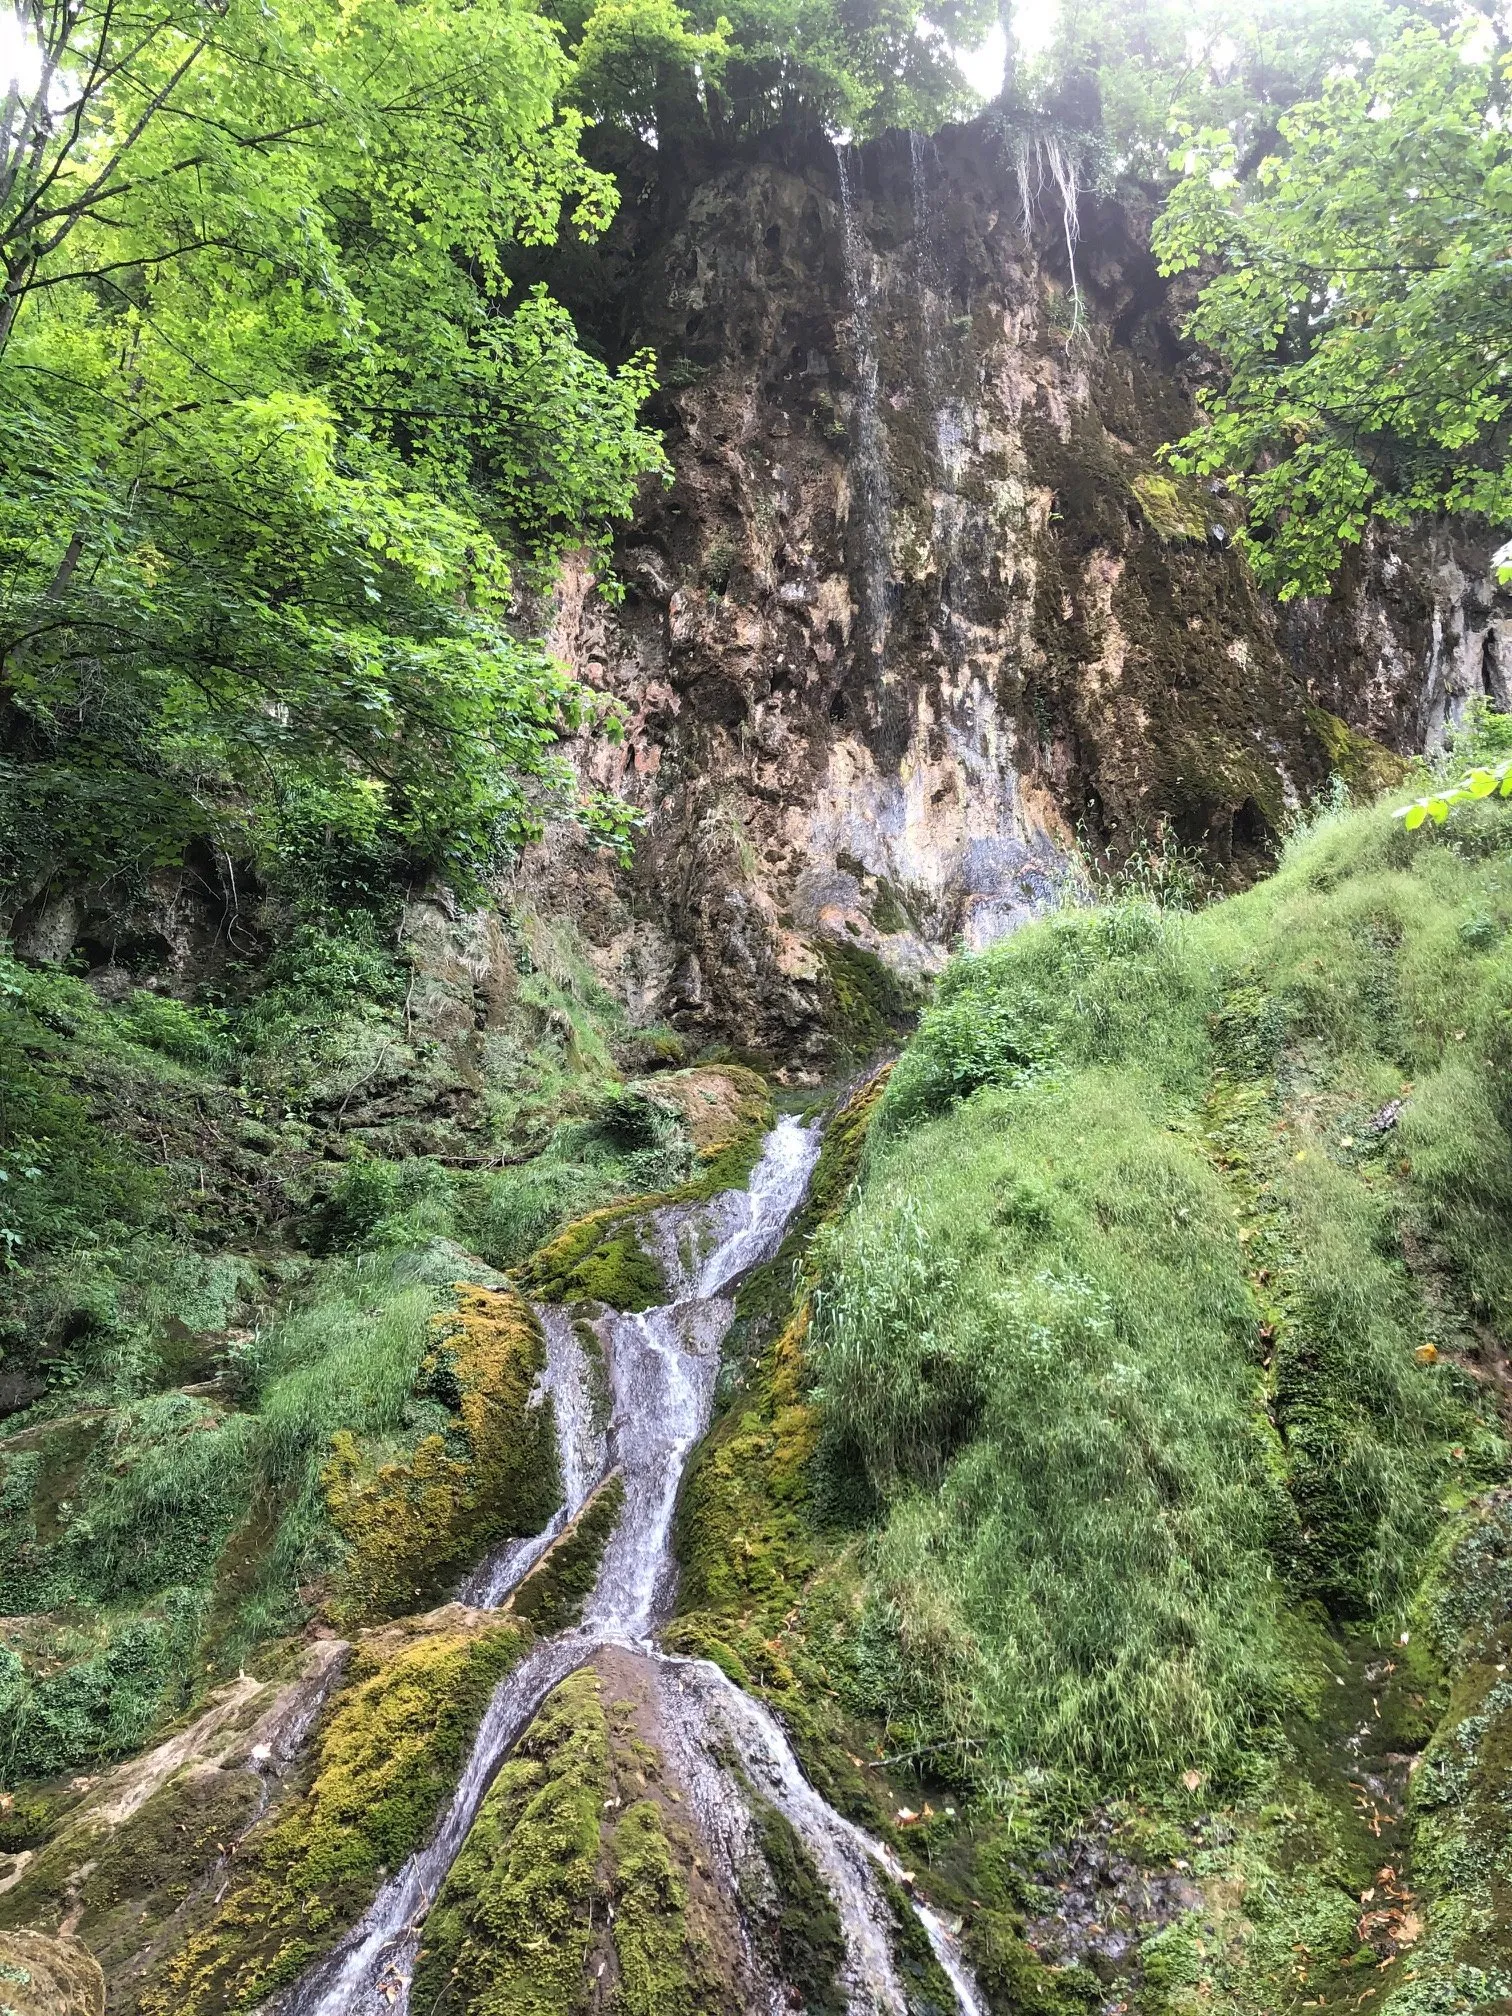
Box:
568, 0, 996, 144
1155, 16, 1512, 597
1020, 0, 1402, 183
0, 0, 668, 901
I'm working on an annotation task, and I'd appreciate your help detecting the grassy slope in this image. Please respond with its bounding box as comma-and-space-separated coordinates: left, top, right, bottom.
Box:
677, 795, 1512, 2014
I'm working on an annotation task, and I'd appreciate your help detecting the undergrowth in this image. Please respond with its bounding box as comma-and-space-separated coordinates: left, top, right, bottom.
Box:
0, 893, 729, 1779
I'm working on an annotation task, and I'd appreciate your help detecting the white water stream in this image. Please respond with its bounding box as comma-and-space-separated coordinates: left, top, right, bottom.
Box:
276, 1118, 986, 2016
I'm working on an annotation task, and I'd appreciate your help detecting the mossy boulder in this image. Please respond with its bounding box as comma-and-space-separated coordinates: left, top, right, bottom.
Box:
134, 1612, 530, 2014
412, 1665, 608, 2014
412, 1657, 737, 2014
509, 1474, 625, 1636
323, 1283, 561, 1625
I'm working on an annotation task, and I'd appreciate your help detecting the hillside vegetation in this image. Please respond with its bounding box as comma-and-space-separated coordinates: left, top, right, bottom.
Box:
660, 731, 1512, 2013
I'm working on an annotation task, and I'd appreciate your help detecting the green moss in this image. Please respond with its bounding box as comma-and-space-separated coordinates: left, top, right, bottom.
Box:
819, 940, 918, 1059
573, 1317, 613, 1433
513, 1067, 774, 1310
0, 1762, 267, 2003
1132, 469, 1208, 543
411, 1667, 608, 2016
610, 1798, 711, 2015
0, 1790, 69, 1857
965, 1904, 1101, 2016
564, 1222, 666, 1308
869, 879, 916, 937
874, 1870, 959, 2016
1305, 703, 1409, 798
746, 1798, 846, 2015
137, 1617, 529, 2014
323, 1283, 561, 1625
1371, 1495, 1512, 2011
510, 1474, 625, 1635
514, 1205, 667, 1309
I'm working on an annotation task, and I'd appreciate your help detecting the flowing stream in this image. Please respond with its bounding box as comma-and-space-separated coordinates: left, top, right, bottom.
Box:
278, 1117, 986, 2016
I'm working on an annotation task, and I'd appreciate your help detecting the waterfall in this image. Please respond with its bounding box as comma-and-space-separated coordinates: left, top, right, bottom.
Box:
274, 1118, 988, 2016
835, 143, 891, 667
273, 1120, 987, 2013
655, 1652, 991, 2016
460, 1304, 606, 1607
908, 129, 967, 592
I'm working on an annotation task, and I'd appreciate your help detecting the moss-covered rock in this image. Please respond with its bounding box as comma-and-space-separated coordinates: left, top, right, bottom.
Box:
134, 1613, 529, 2014
412, 1657, 737, 2015
743, 1798, 846, 2016
1305, 703, 1410, 799
510, 1474, 625, 1635
323, 1284, 561, 1625
819, 941, 920, 1059
0, 1761, 265, 2006
513, 1066, 774, 1310
609, 1797, 711, 2015
515, 1210, 669, 1310
412, 1665, 609, 2015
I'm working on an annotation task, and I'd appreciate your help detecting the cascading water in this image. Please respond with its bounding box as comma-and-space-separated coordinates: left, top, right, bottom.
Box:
275, 1118, 988, 2016
460, 1303, 605, 1607
1011, 133, 1083, 335
655, 1654, 990, 2016
835, 143, 891, 668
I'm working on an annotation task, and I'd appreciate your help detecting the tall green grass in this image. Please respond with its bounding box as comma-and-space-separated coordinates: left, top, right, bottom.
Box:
817, 1069, 1291, 1787
814, 799, 1512, 1798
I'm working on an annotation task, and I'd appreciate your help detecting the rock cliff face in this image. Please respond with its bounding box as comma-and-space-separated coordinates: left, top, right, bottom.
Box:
520, 119, 1510, 1067
8, 118, 1508, 1064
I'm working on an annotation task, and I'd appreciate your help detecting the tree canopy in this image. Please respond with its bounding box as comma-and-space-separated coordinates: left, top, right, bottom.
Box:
0, 0, 668, 906
1154, 10, 1512, 599
1021, 0, 1402, 182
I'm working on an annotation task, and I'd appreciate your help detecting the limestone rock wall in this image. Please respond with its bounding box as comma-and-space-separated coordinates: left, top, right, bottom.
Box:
520, 121, 1384, 1066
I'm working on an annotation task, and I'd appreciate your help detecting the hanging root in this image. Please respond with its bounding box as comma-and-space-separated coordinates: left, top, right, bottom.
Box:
1012, 132, 1083, 336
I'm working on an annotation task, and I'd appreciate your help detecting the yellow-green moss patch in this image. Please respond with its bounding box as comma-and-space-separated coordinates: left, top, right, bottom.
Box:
513, 1204, 668, 1309
323, 1284, 560, 1625
509, 1473, 624, 1635
411, 1655, 740, 2014
411, 1665, 610, 2014
1132, 469, 1208, 543
1305, 703, 1409, 798
610, 1797, 710, 2014
138, 1614, 529, 2014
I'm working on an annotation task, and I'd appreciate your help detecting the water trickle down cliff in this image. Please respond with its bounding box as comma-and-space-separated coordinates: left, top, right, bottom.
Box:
277, 1120, 989, 2016
517, 119, 1512, 1070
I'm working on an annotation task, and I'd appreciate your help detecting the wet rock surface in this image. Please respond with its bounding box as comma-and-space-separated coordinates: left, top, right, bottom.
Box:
1020, 1819, 1202, 1989
507, 119, 1491, 1065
